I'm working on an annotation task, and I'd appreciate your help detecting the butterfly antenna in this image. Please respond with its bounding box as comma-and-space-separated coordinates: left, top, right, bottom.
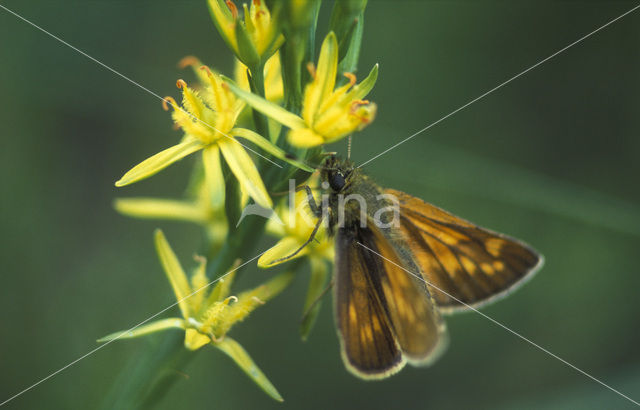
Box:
347, 135, 352, 160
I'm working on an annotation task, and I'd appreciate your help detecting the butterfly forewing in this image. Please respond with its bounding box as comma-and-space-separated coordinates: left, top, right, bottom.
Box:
335, 223, 448, 378
387, 189, 543, 313
335, 227, 404, 378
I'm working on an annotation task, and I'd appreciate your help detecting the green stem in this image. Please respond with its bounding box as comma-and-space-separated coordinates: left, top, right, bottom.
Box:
247, 62, 269, 141
100, 332, 195, 409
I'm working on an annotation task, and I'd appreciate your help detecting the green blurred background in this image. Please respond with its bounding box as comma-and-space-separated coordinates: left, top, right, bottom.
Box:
1, 1, 639, 409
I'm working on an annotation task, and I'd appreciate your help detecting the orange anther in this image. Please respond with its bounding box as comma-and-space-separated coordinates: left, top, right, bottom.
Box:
343, 72, 357, 86
176, 79, 188, 89
199, 65, 214, 77
306, 62, 316, 79
162, 96, 177, 111
178, 56, 199, 69
226, 1, 238, 19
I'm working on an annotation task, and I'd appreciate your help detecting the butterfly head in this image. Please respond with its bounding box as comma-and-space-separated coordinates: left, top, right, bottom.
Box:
321, 155, 355, 193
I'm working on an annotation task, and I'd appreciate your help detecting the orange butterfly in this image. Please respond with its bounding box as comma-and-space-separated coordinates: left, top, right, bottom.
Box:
272, 154, 543, 379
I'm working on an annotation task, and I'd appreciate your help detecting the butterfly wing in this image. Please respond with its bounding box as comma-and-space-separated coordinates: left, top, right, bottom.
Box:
335, 227, 404, 378
387, 189, 543, 314
334, 224, 447, 379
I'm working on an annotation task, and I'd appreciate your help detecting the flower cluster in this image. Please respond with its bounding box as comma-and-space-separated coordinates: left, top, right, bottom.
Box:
108, 0, 374, 402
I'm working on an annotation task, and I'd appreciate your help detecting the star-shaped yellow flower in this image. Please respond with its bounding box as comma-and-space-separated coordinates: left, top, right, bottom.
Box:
258, 184, 334, 339
228, 32, 378, 148
115, 64, 312, 209
98, 229, 292, 401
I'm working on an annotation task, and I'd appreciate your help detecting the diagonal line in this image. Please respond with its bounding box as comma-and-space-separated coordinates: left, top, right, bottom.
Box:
0, 3, 283, 169
358, 3, 640, 168
356, 241, 640, 407
0, 250, 267, 407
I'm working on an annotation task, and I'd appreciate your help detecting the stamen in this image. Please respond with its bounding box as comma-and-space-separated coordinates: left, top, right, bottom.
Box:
199, 65, 214, 78
209, 332, 223, 343
224, 295, 238, 305
162, 96, 178, 111
225, 0, 238, 19
306, 62, 316, 79
251, 296, 266, 305
350, 100, 372, 123
176, 79, 188, 89
343, 72, 357, 87
178, 56, 199, 69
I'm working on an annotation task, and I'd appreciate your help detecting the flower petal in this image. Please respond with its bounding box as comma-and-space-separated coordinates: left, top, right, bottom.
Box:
155, 229, 192, 319
258, 237, 308, 267
189, 256, 209, 314
231, 270, 295, 319
346, 63, 378, 101
231, 127, 314, 172
302, 32, 338, 124
114, 197, 207, 223
184, 328, 211, 350
97, 318, 185, 342
219, 139, 273, 208
202, 146, 226, 209
226, 80, 306, 130
215, 337, 283, 401
207, 0, 238, 53
287, 128, 325, 148
115, 139, 204, 187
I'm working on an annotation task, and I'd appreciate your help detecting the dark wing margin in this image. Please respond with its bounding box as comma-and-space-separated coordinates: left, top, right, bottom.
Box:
387, 189, 543, 314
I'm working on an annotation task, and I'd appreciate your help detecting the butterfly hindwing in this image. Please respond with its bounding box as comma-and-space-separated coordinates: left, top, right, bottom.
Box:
387, 189, 543, 313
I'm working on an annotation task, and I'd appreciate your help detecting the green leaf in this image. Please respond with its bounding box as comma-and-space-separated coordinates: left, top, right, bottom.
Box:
115, 138, 204, 187
226, 80, 306, 130
231, 127, 314, 172
300, 258, 330, 341
155, 229, 193, 320
215, 337, 283, 401
97, 318, 185, 342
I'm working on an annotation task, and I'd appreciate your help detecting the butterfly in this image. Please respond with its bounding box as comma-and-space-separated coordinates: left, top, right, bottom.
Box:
273, 154, 543, 379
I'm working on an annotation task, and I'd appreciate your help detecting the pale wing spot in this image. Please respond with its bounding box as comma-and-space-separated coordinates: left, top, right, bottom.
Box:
485, 238, 505, 257
349, 304, 358, 324
493, 260, 505, 270
460, 255, 478, 274
480, 262, 495, 275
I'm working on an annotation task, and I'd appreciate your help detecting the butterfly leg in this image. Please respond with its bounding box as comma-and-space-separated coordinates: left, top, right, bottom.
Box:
266, 214, 325, 265
295, 185, 323, 217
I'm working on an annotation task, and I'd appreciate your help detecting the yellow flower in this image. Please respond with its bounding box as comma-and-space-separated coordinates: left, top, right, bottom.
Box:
208, 0, 284, 67
98, 230, 292, 401
114, 175, 228, 248
258, 188, 333, 267
228, 32, 378, 148
258, 184, 334, 340
115, 64, 312, 209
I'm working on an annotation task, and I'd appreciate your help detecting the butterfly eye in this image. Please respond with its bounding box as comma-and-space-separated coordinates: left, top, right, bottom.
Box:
329, 172, 346, 191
